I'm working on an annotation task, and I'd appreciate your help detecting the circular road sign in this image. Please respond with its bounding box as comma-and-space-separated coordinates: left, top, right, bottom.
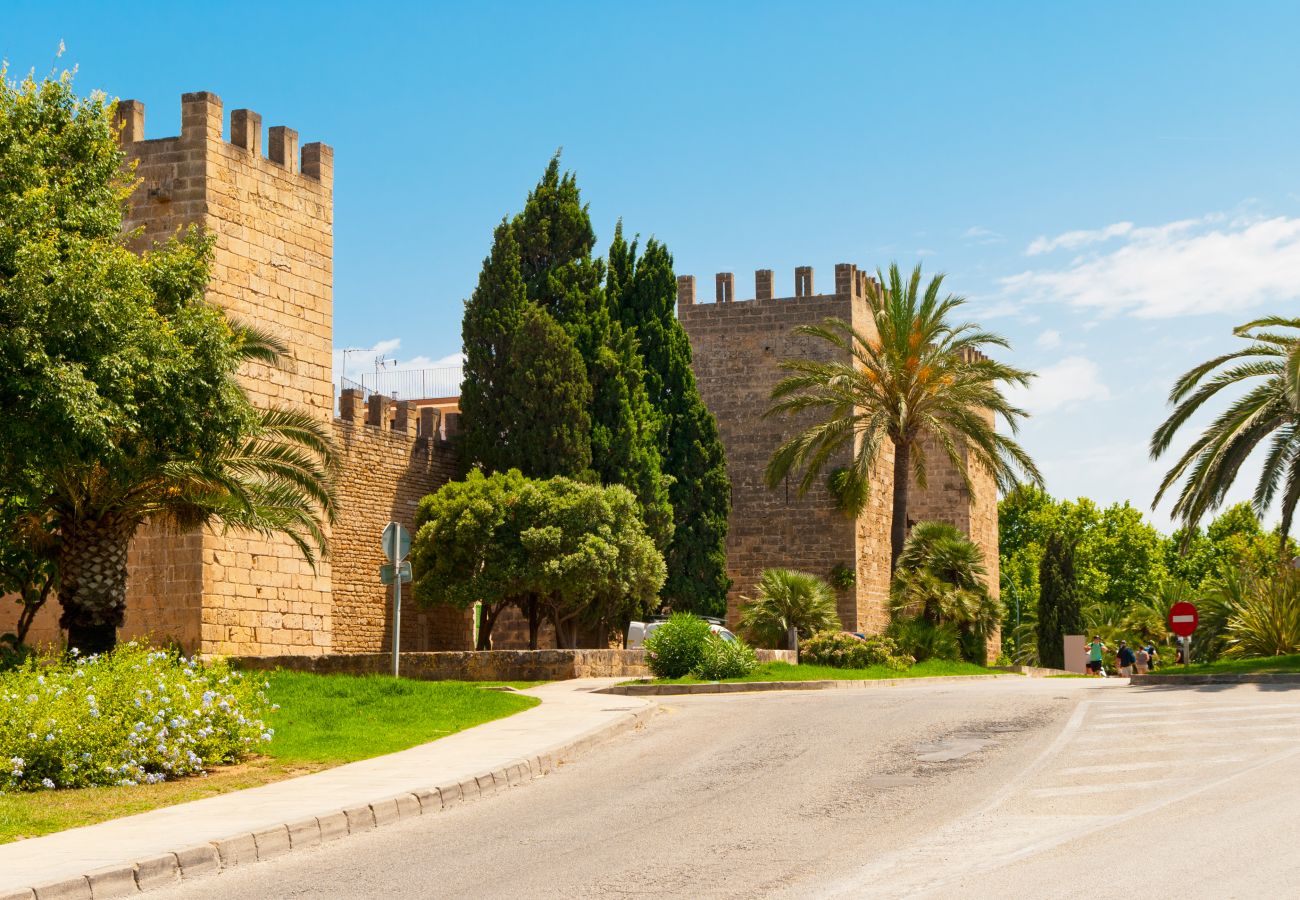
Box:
1168, 601, 1199, 638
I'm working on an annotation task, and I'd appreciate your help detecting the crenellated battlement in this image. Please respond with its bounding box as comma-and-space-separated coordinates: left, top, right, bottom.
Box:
114, 91, 332, 184
336, 388, 460, 445
677, 263, 878, 309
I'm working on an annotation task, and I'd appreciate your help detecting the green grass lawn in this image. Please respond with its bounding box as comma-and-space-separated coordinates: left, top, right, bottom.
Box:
1145, 652, 1300, 677
0, 672, 538, 844
637, 658, 997, 685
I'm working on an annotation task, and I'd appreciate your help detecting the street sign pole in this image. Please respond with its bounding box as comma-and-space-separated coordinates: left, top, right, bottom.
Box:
381, 522, 412, 678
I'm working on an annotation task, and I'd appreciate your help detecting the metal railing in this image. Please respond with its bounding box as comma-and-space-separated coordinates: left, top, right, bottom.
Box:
358, 365, 464, 401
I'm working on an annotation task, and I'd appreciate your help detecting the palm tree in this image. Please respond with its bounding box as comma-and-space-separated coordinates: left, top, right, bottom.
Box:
738, 568, 841, 650
1152, 316, 1300, 546
890, 521, 999, 662
765, 262, 1041, 570
51, 327, 337, 654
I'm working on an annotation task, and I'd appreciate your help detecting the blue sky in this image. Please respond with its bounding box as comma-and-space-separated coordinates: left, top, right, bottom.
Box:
7, 0, 1300, 529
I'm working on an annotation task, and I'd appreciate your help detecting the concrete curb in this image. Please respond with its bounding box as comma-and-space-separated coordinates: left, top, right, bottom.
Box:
1130, 672, 1300, 685
12, 703, 656, 900
597, 673, 1022, 696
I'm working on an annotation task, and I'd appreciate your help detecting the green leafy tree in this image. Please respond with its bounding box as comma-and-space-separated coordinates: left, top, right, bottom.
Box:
0, 492, 58, 647
0, 71, 336, 653
765, 262, 1041, 570
411, 471, 665, 649
1077, 502, 1168, 609
738, 569, 841, 650
411, 469, 531, 649
1037, 532, 1083, 669
460, 222, 592, 478
516, 476, 665, 648
1152, 315, 1300, 544
463, 157, 670, 548
606, 225, 730, 615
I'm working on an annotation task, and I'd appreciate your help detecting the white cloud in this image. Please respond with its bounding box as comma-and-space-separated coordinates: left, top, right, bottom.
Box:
963, 226, 1004, 245
1025, 221, 1134, 256
1003, 214, 1300, 318
1035, 329, 1062, 350
332, 340, 463, 384
1008, 355, 1110, 415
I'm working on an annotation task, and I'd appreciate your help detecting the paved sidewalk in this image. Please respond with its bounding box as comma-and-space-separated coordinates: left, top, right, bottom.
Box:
0, 679, 654, 900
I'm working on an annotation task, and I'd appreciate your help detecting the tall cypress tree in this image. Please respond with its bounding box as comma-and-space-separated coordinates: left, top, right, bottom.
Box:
1036, 532, 1083, 669
509, 157, 672, 549
606, 224, 732, 616
461, 221, 592, 477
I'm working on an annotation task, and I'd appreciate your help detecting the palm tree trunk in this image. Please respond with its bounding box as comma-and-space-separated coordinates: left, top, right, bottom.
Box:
890, 440, 911, 573
57, 513, 134, 655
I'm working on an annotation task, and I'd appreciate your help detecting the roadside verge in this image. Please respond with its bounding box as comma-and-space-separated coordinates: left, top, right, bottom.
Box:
0, 680, 654, 900
1130, 672, 1300, 686
598, 673, 1024, 696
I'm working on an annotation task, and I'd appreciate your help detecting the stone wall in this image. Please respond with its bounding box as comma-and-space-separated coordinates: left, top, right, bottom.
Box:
235, 648, 798, 681
678, 264, 999, 649
114, 93, 335, 656
677, 265, 894, 634
330, 390, 469, 653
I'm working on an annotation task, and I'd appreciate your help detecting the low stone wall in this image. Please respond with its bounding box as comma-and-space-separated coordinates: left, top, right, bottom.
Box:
233, 648, 797, 682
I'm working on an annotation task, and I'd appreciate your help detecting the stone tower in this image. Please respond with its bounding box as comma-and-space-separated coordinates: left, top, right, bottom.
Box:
677, 265, 999, 648
114, 92, 336, 655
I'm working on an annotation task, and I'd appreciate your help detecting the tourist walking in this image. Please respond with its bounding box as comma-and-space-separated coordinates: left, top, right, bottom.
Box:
1087, 636, 1107, 676
1116, 640, 1136, 676
1135, 645, 1150, 674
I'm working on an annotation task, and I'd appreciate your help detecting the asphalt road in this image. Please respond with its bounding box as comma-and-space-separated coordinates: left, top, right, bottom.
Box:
152, 678, 1300, 899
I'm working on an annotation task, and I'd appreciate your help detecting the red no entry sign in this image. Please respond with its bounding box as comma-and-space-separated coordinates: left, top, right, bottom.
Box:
1168, 601, 1199, 637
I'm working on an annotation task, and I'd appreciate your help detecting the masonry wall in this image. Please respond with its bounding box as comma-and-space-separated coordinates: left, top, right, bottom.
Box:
677, 265, 894, 633
331, 392, 470, 653
114, 92, 336, 656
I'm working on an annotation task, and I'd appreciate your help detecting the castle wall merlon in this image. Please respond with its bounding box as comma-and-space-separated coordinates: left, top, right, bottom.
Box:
114, 99, 145, 143
715, 272, 734, 303
676, 274, 696, 307
230, 108, 262, 156
181, 91, 223, 144
268, 125, 299, 175
794, 265, 814, 297
116, 93, 333, 184
756, 269, 774, 300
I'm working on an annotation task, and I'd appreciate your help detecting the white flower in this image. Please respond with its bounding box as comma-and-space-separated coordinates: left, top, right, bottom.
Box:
41, 778, 54, 789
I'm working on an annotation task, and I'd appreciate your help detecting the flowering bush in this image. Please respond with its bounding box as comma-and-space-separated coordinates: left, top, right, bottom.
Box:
0, 642, 273, 792
692, 635, 758, 680
800, 631, 914, 671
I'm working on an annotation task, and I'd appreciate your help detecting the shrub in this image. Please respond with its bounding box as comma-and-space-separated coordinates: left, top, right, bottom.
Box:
691, 635, 758, 680
739, 569, 842, 649
643, 613, 714, 678
799, 631, 913, 671
1222, 567, 1300, 658
828, 564, 856, 591
887, 617, 962, 662
0, 642, 273, 791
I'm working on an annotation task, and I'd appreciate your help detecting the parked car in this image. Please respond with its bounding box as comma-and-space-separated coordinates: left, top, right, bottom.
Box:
626, 615, 737, 648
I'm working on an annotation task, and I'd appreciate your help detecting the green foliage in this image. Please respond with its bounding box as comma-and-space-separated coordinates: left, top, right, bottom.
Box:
738, 569, 842, 649
764, 262, 1041, 569
0, 642, 271, 791
460, 158, 672, 563
606, 227, 730, 616
642, 613, 714, 678
691, 635, 759, 680
886, 618, 962, 662
0, 71, 336, 653
828, 563, 857, 591
1036, 532, 1082, 669
799, 631, 913, 670
411, 471, 665, 649
0, 493, 57, 646
1152, 315, 1300, 540
460, 220, 593, 478
890, 522, 997, 663
1217, 566, 1300, 658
